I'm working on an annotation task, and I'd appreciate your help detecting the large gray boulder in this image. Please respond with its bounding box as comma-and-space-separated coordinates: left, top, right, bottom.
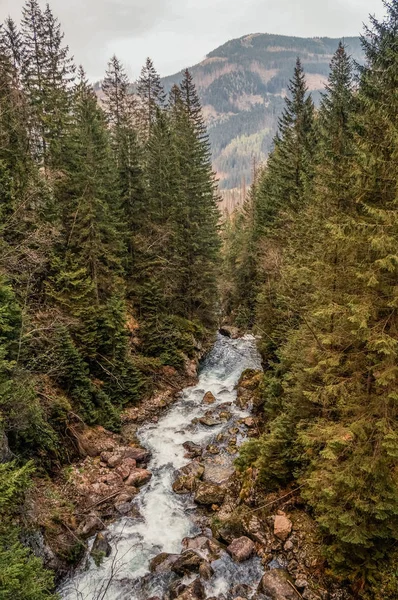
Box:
227, 536, 255, 562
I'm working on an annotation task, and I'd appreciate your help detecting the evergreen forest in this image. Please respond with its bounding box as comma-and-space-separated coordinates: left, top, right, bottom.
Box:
224, 1, 398, 597
0, 1, 220, 595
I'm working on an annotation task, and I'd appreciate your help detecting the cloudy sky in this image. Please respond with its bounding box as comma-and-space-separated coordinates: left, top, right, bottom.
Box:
0, 0, 384, 81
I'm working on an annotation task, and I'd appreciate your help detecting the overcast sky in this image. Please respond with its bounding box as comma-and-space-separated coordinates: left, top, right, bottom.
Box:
0, 0, 384, 81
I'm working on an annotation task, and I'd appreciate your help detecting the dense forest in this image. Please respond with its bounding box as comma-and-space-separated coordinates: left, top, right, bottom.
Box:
0, 0, 220, 595
224, 1, 398, 597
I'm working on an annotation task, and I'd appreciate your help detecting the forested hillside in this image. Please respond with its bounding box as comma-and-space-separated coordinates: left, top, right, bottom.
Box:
225, 2, 398, 597
0, 1, 220, 595
163, 33, 364, 196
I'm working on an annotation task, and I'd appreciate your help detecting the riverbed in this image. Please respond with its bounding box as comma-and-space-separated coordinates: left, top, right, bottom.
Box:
59, 334, 263, 600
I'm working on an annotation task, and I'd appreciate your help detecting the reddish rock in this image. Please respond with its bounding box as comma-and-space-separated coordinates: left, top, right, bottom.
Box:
107, 453, 123, 468
243, 417, 256, 428
123, 447, 150, 464
125, 468, 152, 487
115, 463, 131, 480
227, 536, 255, 562
77, 516, 103, 538
123, 457, 137, 469
274, 514, 293, 541
203, 392, 216, 405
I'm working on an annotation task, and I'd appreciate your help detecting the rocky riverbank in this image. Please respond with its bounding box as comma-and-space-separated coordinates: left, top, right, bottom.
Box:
143, 369, 354, 600
25, 359, 201, 580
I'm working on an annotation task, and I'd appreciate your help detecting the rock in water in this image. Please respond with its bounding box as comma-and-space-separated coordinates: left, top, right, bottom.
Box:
258, 569, 300, 599
274, 514, 293, 541
183, 441, 203, 458
227, 536, 255, 562
175, 579, 205, 600
194, 482, 225, 505
203, 391, 216, 404
149, 552, 179, 573
90, 533, 111, 566
172, 550, 202, 575
125, 468, 152, 487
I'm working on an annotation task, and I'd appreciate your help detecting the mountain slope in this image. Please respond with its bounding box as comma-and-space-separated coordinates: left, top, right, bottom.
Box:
163, 33, 364, 196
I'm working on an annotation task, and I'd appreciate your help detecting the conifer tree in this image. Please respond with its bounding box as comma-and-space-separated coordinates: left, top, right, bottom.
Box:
169, 70, 221, 326
102, 55, 146, 280
136, 57, 166, 139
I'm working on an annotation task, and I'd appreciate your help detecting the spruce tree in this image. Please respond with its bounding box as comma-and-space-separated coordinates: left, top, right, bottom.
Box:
136, 57, 166, 140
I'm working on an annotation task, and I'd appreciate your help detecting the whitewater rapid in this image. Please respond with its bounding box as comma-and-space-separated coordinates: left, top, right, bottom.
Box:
59, 334, 262, 600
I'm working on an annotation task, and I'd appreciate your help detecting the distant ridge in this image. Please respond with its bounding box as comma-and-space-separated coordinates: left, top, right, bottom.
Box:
163, 33, 365, 203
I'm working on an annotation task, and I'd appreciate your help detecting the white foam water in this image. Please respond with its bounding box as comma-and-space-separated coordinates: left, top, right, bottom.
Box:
59, 334, 263, 600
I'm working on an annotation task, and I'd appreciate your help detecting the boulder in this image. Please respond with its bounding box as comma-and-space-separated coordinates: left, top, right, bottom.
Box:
274, 514, 293, 541
175, 579, 205, 600
203, 392, 216, 405
199, 560, 214, 580
171, 550, 202, 575
77, 515, 104, 538
115, 462, 131, 480
199, 415, 222, 427
258, 569, 300, 599
149, 552, 180, 573
183, 441, 203, 458
181, 535, 222, 560
227, 536, 255, 562
125, 468, 152, 487
219, 326, 240, 339
90, 533, 111, 566
203, 461, 235, 485
107, 453, 123, 468
123, 447, 150, 464
173, 461, 204, 494
194, 482, 225, 505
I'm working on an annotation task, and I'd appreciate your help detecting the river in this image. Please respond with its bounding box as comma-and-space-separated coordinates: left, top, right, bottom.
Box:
59, 333, 263, 600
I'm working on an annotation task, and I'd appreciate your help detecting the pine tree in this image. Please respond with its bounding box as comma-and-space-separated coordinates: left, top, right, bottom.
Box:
102, 55, 146, 281
136, 57, 166, 140
20, 0, 74, 168
169, 70, 221, 326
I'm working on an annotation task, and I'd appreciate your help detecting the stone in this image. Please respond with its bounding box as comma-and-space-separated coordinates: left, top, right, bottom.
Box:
123, 457, 137, 469
125, 468, 152, 487
100, 451, 112, 463
115, 502, 132, 515
199, 415, 222, 427
199, 560, 214, 580
227, 536, 255, 562
203, 391, 216, 405
123, 447, 150, 464
274, 514, 293, 541
219, 325, 240, 339
183, 441, 202, 458
175, 579, 205, 600
181, 535, 222, 560
194, 482, 225, 505
171, 550, 202, 575
243, 417, 256, 428
173, 461, 204, 494
90, 533, 111, 565
77, 516, 103, 538
149, 552, 179, 573
295, 578, 309, 590
258, 569, 300, 599
107, 453, 123, 468
115, 463, 131, 480
284, 540, 294, 551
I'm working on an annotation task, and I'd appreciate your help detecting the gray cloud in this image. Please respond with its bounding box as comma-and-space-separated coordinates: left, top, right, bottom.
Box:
0, 0, 384, 80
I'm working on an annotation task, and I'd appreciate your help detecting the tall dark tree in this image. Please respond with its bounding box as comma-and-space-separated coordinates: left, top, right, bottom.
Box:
136, 57, 166, 140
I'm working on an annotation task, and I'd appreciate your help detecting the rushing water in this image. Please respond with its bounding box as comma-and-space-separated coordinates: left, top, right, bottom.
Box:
59, 334, 263, 600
